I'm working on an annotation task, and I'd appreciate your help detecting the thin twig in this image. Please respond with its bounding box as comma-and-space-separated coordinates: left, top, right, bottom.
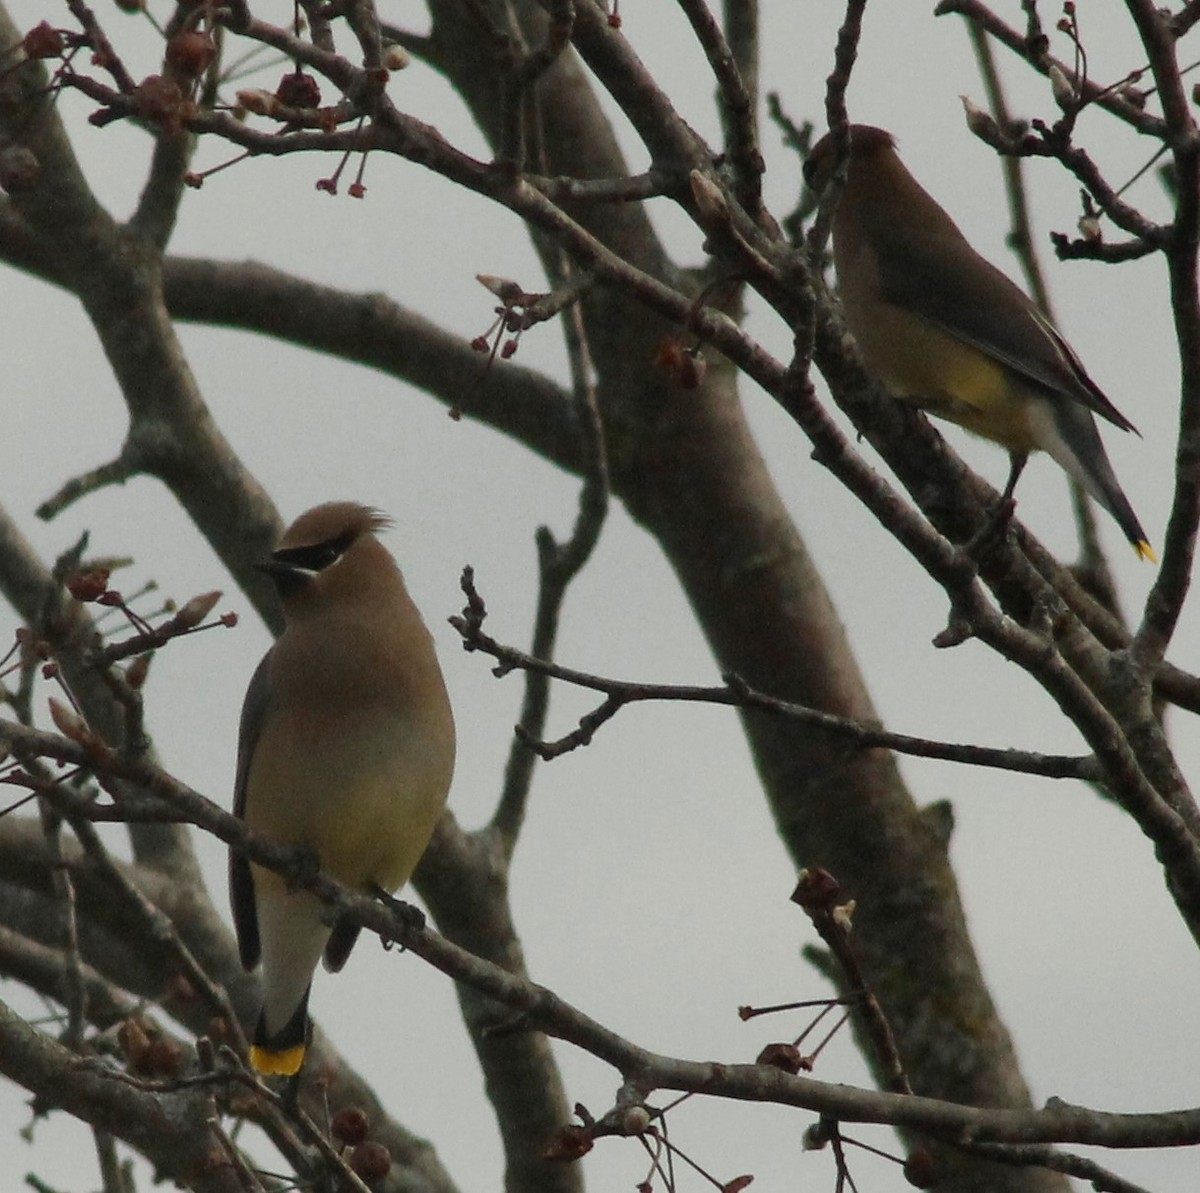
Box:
452, 579, 1098, 780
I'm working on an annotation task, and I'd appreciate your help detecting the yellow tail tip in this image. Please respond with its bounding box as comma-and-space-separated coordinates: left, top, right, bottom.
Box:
1136, 540, 1158, 564
250, 1043, 306, 1077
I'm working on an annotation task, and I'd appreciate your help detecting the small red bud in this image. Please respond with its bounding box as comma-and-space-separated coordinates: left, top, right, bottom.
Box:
542, 1124, 593, 1162
124, 654, 151, 690
791, 866, 840, 912
138, 1035, 186, 1078
500, 339, 518, 359
348, 181, 366, 199
315, 177, 337, 195
117, 1017, 152, 1066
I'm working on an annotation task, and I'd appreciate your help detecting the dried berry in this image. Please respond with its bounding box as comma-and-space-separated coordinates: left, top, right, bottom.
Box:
165, 30, 216, 81
331, 1107, 369, 1146
756, 1042, 805, 1074
23, 22, 64, 60
133, 74, 192, 135
275, 69, 320, 109
348, 1141, 391, 1182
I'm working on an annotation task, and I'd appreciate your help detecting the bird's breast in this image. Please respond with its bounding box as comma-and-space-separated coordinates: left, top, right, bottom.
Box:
244, 702, 454, 893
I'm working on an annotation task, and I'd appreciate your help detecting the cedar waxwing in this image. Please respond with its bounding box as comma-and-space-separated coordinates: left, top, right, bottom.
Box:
804, 124, 1154, 560
230, 502, 456, 1076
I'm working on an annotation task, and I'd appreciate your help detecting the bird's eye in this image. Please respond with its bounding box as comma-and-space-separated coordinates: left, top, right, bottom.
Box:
311, 544, 341, 569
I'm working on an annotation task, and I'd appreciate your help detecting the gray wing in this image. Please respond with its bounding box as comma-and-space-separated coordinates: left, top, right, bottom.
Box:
870, 220, 1138, 434
230, 650, 273, 971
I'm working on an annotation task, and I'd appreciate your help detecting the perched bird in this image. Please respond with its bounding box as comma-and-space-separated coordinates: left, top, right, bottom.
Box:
230, 502, 456, 1076
804, 124, 1154, 560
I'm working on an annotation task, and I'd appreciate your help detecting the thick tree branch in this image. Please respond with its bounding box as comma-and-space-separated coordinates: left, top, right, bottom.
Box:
2, 725, 1198, 1162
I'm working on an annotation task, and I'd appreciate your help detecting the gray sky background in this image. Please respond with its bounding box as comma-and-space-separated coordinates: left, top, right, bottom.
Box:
1, 3, 1196, 1191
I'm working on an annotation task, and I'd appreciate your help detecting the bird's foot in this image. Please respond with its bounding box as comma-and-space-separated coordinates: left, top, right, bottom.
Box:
371, 884, 426, 932
964, 495, 1017, 560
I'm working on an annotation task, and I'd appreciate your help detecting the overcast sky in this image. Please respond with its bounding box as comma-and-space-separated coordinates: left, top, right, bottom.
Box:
2, 4, 1196, 1191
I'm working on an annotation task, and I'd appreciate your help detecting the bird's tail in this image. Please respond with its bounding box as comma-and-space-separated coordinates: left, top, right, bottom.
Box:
1039, 397, 1155, 561
250, 987, 311, 1076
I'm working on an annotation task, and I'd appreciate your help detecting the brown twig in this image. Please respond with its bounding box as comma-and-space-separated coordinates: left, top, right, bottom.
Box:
792, 869, 910, 1097
451, 572, 1098, 779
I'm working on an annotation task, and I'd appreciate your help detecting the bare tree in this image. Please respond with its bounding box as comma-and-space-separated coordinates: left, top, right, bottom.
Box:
0, 3, 1197, 1192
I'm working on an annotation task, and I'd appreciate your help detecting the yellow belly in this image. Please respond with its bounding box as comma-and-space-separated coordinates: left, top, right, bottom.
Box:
850, 301, 1040, 453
